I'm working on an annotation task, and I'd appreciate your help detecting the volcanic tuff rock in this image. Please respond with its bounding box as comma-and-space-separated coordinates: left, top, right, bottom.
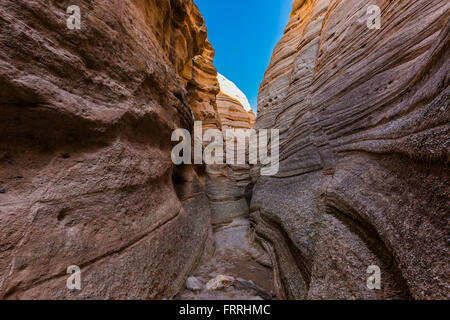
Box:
0, 0, 219, 299
206, 74, 256, 225
177, 76, 274, 301
252, 0, 449, 299
217, 73, 256, 129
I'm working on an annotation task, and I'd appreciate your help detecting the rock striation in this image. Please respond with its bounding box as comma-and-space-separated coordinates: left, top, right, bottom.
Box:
252, 0, 449, 299
217, 73, 256, 129
177, 75, 274, 301
206, 74, 256, 226
0, 0, 219, 299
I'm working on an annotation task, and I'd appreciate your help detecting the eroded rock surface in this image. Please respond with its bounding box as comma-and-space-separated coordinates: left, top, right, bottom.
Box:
206, 74, 256, 226
217, 74, 255, 129
0, 0, 218, 299
252, 0, 449, 299
179, 76, 273, 301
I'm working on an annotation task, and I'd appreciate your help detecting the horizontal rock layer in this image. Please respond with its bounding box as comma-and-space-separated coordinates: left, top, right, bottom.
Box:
217, 92, 256, 130
206, 74, 256, 226
252, 0, 449, 299
0, 0, 218, 299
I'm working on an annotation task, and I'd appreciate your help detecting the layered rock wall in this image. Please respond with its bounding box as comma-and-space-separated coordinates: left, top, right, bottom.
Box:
252, 0, 449, 299
0, 0, 218, 299
217, 74, 255, 130
206, 74, 256, 226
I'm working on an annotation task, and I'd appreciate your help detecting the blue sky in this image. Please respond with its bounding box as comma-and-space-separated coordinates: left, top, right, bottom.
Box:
195, 0, 294, 113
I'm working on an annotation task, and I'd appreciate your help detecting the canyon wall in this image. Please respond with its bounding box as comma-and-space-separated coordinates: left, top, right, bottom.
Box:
252, 0, 449, 299
0, 0, 218, 299
206, 74, 256, 226
217, 74, 255, 130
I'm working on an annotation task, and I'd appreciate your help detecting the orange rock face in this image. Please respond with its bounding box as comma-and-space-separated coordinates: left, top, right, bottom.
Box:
252, 0, 449, 299
0, 0, 217, 299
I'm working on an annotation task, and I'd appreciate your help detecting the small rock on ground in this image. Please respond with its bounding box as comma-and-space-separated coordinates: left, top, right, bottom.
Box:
186, 277, 203, 291
206, 275, 235, 291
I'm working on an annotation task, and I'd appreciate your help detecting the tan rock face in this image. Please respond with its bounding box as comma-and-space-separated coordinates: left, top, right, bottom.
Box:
252, 0, 449, 299
206, 74, 256, 225
217, 73, 255, 130
0, 0, 217, 299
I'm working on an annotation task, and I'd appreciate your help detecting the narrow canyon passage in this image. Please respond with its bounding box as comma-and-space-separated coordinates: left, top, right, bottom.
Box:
0, 0, 448, 301
176, 74, 275, 300
177, 218, 274, 300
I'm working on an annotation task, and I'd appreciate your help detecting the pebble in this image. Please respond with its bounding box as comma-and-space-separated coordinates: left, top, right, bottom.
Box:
186, 276, 203, 291
206, 275, 235, 291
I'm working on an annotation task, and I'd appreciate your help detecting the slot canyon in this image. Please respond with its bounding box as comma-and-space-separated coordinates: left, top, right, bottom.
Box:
0, 0, 448, 300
